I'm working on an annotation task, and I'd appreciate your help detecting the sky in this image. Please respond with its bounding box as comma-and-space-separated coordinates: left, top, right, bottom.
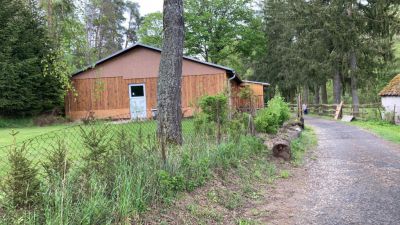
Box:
132, 0, 163, 16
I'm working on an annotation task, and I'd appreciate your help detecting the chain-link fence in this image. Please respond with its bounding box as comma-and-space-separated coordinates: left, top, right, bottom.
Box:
0, 112, 257, 177
0, 109, 262, 224
0, 114, 206, 179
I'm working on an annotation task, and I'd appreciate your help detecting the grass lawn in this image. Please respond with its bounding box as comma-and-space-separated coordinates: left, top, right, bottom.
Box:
0, 119, 197, 177
351, 120, 400, 144
0, 124, 72, 147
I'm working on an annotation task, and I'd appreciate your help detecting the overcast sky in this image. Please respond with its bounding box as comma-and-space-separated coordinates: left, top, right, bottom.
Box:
132, 0, 163, 16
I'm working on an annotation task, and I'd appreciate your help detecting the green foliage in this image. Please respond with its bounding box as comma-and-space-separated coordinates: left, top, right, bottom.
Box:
80, 123, 113, 174
0, 117, 34, 128
184, 0, 254, 64
199, 94, 229, 143
238, 85, 254, 100
194, 112, 215, 136
227, 116, 246, 142
199, 94, 228, 124
84, 0, 127, 60
42, 138, 71, 180
0, 117, 267, 223
255, 97, 290, 134
291, 127, 317, 166
279, 170, 290, 179
351, 120, 400, 144
2, 141, 41, 210
255, 0, 400, 103
137, 1, 264, 77
0, 0, 63, 116
138, 12, 163, 48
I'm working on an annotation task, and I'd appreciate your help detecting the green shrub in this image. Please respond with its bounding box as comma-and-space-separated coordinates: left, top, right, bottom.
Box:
198, 94, 228, 124
193, 112, 215, 136
42, 138, 71, 180
2, 143, 41, 210
80, 123, 113, 174
199, 94, 229, 143
255, 96, 290, 134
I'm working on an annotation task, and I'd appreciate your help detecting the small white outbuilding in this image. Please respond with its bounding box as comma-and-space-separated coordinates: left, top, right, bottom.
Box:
379, 74, 400, 124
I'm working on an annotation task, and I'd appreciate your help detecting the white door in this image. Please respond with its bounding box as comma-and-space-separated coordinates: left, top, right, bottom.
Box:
129, 84, 147, 119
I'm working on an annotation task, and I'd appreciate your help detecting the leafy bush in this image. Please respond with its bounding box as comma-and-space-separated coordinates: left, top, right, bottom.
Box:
193, 112, 215, 136
198, 94, 229, 143
198, 94, 228, 124
255, 96, 290, 134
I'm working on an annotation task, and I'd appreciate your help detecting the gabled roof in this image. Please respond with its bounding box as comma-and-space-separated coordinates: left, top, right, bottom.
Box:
379, 74, 400, 97
72, 43, 237, 79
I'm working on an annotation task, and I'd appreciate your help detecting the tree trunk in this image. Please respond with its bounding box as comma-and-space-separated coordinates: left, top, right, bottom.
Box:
303, 85, 309, 104
314, 85, 320, 105
320, 82, 328, 104
157, 0, 184, 146
333, 66, 342, 104
350, 51, 359, 116
347, 3, 360, 116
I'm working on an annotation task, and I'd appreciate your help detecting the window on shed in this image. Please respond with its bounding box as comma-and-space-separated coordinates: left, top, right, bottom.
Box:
130, 85, 144, 97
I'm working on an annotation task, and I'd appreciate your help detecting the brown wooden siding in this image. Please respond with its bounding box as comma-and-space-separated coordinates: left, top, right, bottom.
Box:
66, 73, 228, 120
231, 83, 265, 111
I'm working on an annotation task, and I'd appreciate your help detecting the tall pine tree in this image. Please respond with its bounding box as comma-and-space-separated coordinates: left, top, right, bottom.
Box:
0, 0, 63, 116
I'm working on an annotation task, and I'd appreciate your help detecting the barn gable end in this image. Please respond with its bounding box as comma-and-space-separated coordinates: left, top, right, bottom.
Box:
73, 46, 228, 80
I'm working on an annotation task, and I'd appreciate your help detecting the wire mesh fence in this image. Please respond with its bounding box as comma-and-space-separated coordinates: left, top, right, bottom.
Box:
0, 113, 255, 180
0, 114, 207, 179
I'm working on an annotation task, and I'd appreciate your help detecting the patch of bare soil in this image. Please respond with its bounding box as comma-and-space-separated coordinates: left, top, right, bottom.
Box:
136, 149, 315, 225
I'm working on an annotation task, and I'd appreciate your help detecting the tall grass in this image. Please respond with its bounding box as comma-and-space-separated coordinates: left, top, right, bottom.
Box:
291, 127, 317, 166
0, 119, 264, 224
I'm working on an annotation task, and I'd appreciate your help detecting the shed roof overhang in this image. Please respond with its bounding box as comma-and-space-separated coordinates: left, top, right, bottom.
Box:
242, 80, 270, 86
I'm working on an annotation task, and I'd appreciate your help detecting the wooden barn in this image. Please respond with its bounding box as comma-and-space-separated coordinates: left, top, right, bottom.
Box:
65, 43, 269, 121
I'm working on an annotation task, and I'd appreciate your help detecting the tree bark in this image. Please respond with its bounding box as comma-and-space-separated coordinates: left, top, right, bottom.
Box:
333, 65, 342, 104
157, 0, 184, 145
347, 3, 360, 116
350, 50, 359, 116
314, 85, 320, 105
320, 82, 328, 104
303, 85, 309, 104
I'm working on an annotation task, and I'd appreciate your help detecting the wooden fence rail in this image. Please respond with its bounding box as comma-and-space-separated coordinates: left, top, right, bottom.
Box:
289, 103, 383, 120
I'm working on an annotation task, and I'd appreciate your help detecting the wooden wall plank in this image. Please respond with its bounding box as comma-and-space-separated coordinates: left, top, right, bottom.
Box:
67, 73, 232, 120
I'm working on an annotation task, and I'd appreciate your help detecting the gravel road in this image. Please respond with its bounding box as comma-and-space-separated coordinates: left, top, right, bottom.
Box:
296, 117, 400, 225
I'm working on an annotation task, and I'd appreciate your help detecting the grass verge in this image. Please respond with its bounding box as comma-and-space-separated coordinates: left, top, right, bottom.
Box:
350, 120, 400, 144
291, 127, 317, 166
137, 127, 318, 224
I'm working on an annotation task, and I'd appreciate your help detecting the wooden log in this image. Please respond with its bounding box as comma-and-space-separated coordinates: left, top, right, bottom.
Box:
270, 124, 303, 161
272, 139, 291, 161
